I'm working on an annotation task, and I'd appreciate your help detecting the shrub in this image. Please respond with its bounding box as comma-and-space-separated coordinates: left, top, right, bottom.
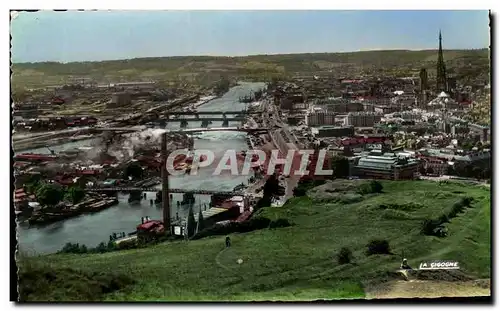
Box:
59, 243, 89, 254
461, 196, 474, 207
438, 214, 450, 224
357, 180, 384, 195
369, 180, 383, 193
336, 247, 353, 265
116, 239, 138, 250
421, 218, 439, 235
366, 239, 391, 256
269, 218, 292, 229
421, 218, 447, 237
293, 186, 307, 197
421, 197, 473, 238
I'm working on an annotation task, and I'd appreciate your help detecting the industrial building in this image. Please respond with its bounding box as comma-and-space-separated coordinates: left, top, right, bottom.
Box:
108, 92, 132, 108
113, 81, 157, 91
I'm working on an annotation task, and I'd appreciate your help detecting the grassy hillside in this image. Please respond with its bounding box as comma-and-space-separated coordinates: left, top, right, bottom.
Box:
11, 49, 489, 89
17, 180, 490, 302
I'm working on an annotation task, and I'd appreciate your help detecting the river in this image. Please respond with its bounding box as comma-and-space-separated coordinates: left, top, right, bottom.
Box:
17, 82, 266, 255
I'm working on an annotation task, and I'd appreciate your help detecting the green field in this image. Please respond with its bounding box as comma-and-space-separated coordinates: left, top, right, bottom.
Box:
18, 180, 491, 302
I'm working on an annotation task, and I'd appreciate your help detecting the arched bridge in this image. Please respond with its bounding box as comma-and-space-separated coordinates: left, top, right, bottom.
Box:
165, 111, 254, 116
158, 117, 245, 122
88, 187, 245, 196
92, 127, 269, 134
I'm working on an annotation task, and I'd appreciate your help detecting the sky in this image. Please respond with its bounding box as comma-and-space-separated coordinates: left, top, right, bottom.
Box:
10, 10, 490, 63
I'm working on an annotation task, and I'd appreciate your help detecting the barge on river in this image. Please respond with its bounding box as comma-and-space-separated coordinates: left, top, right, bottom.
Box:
28, 196, 118, 226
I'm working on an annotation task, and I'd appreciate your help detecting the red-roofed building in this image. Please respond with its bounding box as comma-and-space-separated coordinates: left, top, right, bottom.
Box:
52, 96, 66, 105
137, 219, 165, 238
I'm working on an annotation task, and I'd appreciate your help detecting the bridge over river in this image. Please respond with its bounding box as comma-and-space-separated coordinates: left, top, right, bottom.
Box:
155, 117, 245, 122
92, 126, 269, 134
165, 110, 255, 116
89, 187, 245, 196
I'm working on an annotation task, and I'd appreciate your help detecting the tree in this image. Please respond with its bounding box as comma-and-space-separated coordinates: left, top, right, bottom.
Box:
461, 141, 474, 151
483, 168, 491, 180
445, 165, 456, 176
213, 76, 231, 96
35, 183, 64, 206
24, 174, 42, 193
256, 173, 280, 209
366, 239, 391, 256
186, 206, 196, 238
369, 180, 383, 193
472, 166, 483, 180
331, 156, 350, 178
336, 247, 353, 265
65, 186, 85, 204
124, 162, 144, 180
197, 209, 205, 233
292, 186, 307, 197
419, 166, 427, 176
426, 166, 434, 175
263, 173, 280, 197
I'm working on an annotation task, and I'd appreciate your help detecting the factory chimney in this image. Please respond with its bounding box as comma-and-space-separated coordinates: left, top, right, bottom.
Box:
161, 132, 171, 233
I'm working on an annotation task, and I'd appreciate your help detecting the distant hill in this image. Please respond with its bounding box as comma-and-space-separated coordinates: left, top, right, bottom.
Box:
11, 49, 489, 89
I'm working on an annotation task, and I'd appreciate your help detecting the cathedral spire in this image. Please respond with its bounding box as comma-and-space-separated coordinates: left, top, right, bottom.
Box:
436, 30, 447, 92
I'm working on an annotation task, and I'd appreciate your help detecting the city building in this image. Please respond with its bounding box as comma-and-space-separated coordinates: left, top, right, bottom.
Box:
427, 92, 459, 110
280, 94, 304, 110
469, 123, 490, 142
345, 112, 383, 127
313, 126, 355, 138
419, 68, 429, 92
315, 98, 364, 113
353, 151, 420, 180
306, 111, 337, 126
392, 111, 423, 121
420, 156, 449, 176
417, 148, 491, 167
374, 105, 400, 114
451, 124, 470, 136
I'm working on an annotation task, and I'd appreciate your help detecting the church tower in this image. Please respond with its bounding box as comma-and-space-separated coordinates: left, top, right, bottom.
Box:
436, 30, 448, 92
